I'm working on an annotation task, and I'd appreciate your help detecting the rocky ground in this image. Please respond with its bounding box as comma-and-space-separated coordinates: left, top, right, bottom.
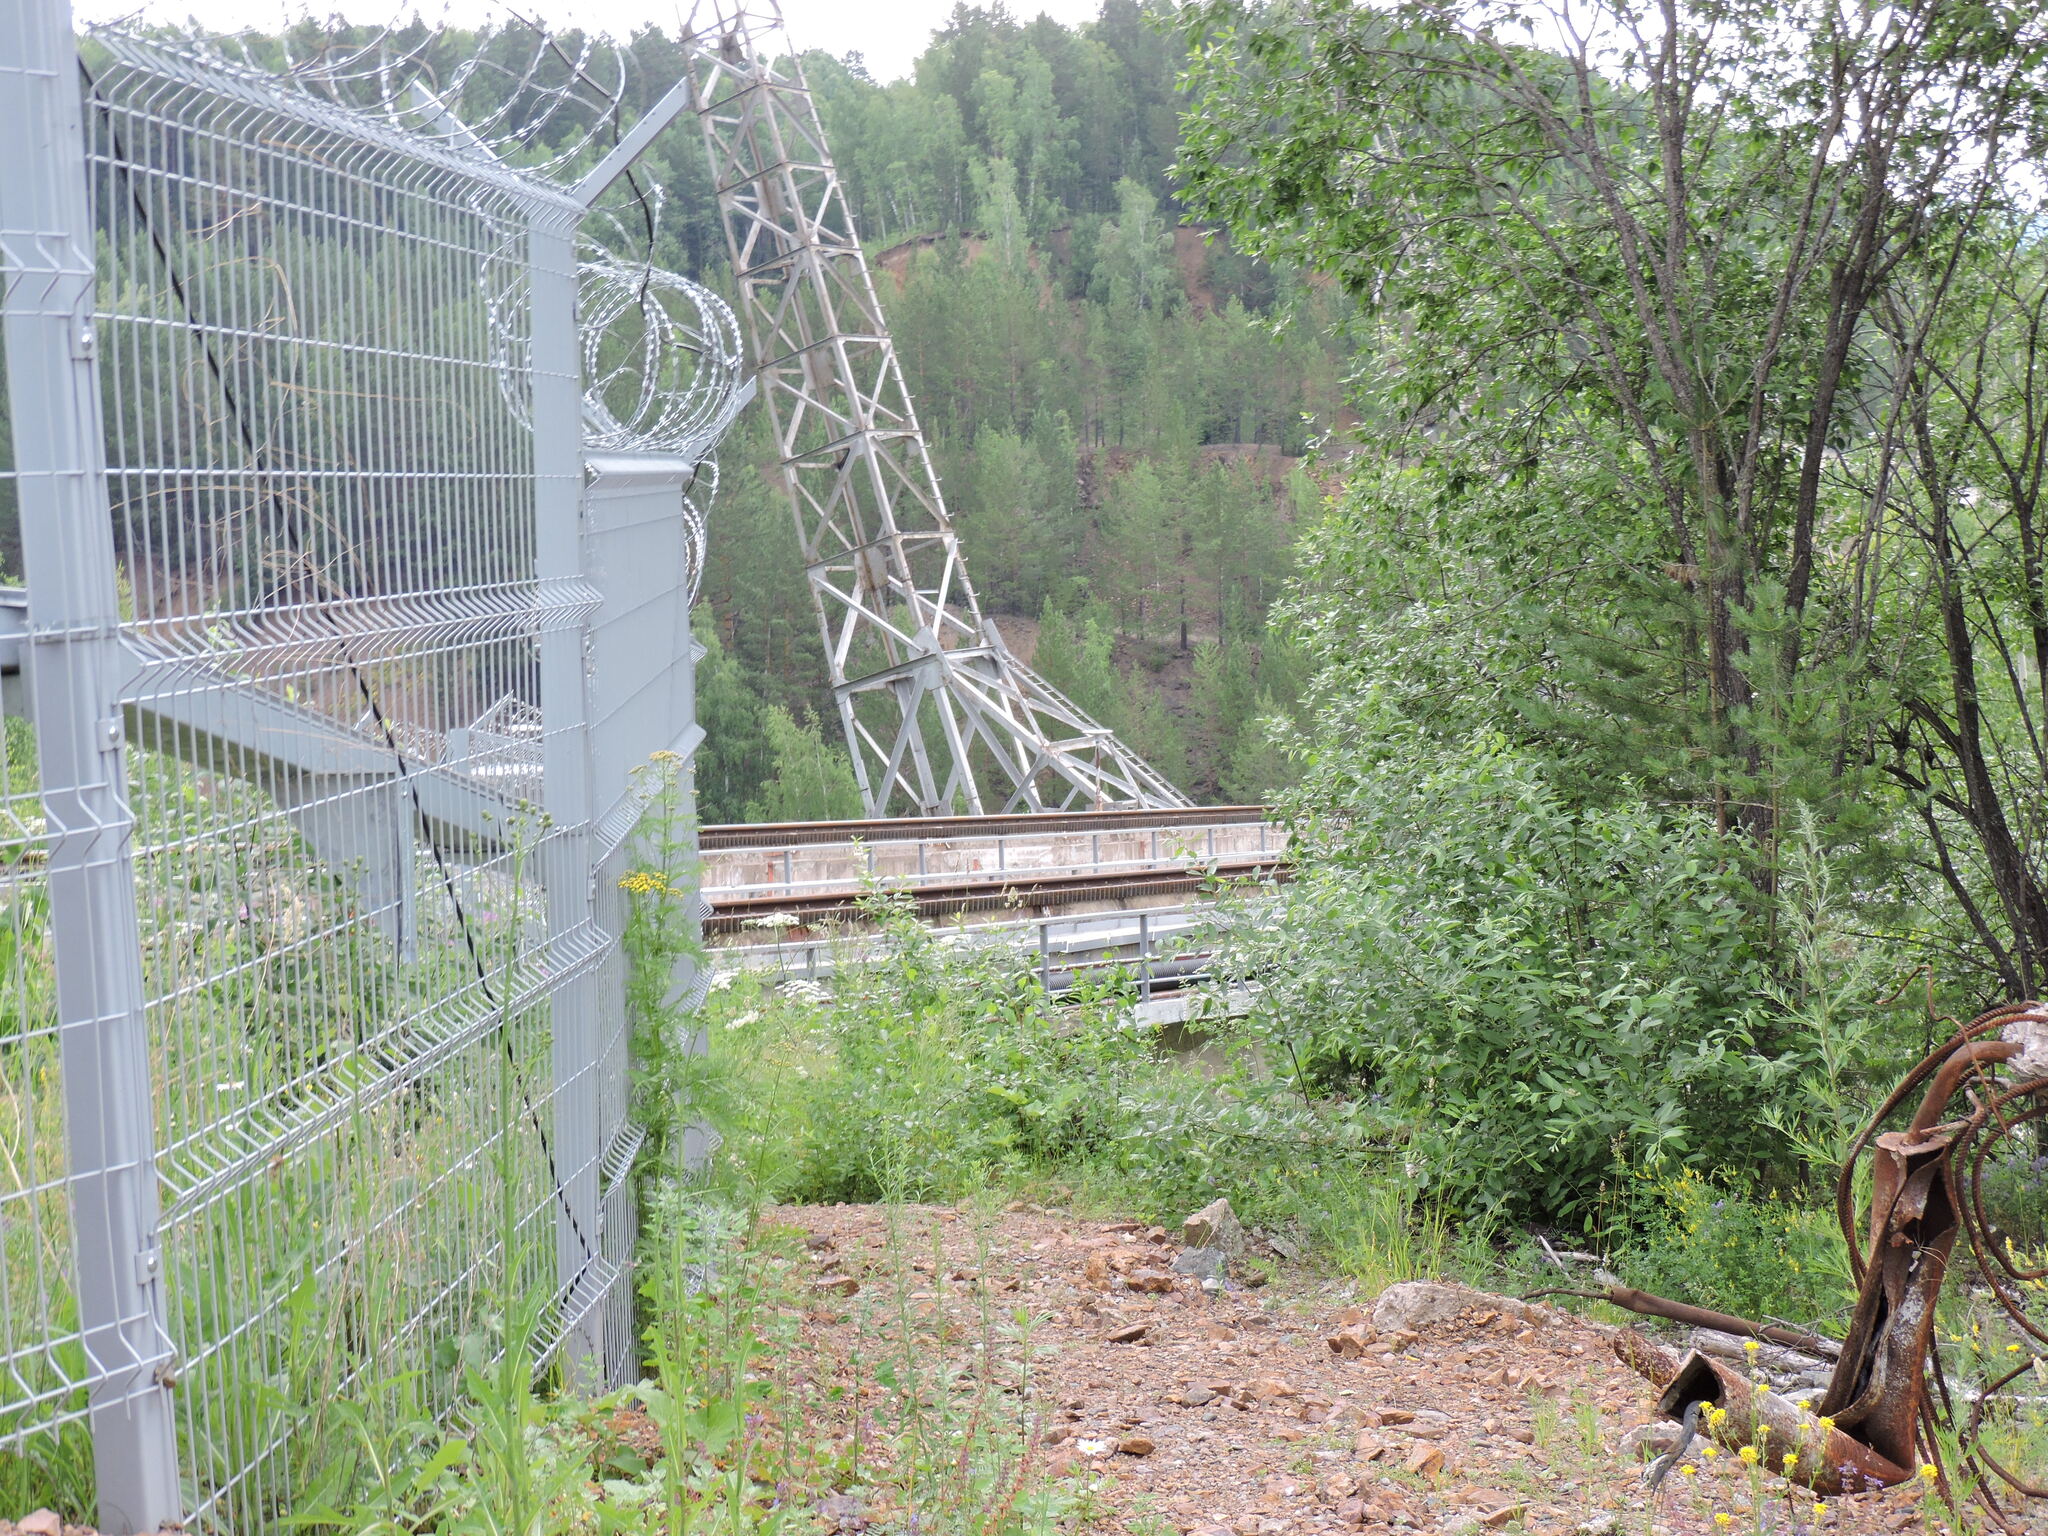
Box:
771, 1201, 2000, 1536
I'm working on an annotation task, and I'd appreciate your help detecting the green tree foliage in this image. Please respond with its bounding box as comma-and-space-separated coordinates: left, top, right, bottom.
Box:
743, 707, 865, 824
690, 617, 773, 826
1182, 0, 2048, 971
807, 1, 1188, 242
693, 613, 864, 825
1177, 0, 2048, 1219
1031, 601, 1121, 726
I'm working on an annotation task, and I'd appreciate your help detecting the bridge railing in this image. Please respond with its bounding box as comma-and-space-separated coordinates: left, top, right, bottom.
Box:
712, 901, 1232, 1001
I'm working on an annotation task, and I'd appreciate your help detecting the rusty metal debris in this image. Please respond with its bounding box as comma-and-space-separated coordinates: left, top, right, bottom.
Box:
1607, 1002, 2048, 1526
1657, 1348, 1914, 1495
1566, 1282, 1841, 1359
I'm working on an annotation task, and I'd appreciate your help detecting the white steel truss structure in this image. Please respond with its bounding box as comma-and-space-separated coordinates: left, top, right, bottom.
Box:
686, 3, 1190, 816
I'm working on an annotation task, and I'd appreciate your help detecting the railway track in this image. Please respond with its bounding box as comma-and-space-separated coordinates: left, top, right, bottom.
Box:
700, 804, 1286, 925
700, 804, 1287, 933
703, 852, 1288, 935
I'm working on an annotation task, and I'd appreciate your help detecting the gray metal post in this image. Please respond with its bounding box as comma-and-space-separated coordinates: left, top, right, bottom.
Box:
1038, 922, 1050, 994
529, 215, 603, 1381
1138, 911, 1152, 1000
0, 0, 182, 1523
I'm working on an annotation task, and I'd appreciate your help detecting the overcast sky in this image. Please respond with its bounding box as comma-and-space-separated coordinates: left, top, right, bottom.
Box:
72, 0, 1110, 81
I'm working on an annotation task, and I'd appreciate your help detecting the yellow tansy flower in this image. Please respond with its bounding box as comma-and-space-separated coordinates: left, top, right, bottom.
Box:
1782, 1451, 1799, 1471
1738, 1445, 1759, 1465
1920, 1463, 1940, 1483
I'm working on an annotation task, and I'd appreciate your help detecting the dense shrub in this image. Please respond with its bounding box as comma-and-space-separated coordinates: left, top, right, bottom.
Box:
1219, 724, 1814, 1226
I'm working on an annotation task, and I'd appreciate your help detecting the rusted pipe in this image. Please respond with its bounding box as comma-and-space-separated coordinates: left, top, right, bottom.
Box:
1907, 1040, 2022, 1138
1611, 1327, 1682, 1388
1652, 1351, 1913, 1496
1571, 1283, 1839, 1360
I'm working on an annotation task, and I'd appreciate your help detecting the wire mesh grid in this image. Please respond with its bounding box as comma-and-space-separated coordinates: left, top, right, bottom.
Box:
0, 0, 741, 1520
82, 35, 593, 1527
0, 601, 97, 1457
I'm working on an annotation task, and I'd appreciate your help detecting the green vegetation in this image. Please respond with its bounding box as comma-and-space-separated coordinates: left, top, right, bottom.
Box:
1168, 0, 2048, 1231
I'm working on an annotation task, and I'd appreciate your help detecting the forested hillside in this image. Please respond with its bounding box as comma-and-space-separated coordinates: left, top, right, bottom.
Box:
678, 4, 1352, 820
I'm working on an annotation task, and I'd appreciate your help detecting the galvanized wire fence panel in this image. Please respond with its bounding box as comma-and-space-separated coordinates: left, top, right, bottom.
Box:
0, 1, 740, 1525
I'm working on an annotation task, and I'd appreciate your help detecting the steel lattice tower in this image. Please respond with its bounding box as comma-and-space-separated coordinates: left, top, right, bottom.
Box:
686, 3, 1190, 815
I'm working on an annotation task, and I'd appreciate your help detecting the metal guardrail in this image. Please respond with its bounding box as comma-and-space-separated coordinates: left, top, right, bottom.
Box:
715, 902, 1224, 1001
699, 803, 1273, 849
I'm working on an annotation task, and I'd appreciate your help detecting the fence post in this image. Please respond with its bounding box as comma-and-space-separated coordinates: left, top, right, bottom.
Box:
528, 216, 604, 1381
0, 0, 182, 1524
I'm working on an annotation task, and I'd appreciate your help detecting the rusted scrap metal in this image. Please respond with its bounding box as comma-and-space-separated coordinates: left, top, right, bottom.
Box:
1582, 1283, 1840, 1359
1607, 1332, 1909, 1495
1815, 1034, 2022, 1472
1609, 1001, 2048, 1521
1611, 1327, 1682, 1388
1657, 1349, 1913, 1495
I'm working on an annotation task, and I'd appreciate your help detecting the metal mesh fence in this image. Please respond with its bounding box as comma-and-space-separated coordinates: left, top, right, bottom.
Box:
0, 1, 740, 1525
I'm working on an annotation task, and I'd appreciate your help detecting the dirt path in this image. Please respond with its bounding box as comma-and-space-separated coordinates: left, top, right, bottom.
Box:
771, 1203, 1974, 1536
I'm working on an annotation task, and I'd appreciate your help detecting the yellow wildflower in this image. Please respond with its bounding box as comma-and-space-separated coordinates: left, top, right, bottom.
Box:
1817, 1415, 1835, 1432
1714, 1517, 1733, 1529
1782, 1451, 1799, 1471
1680, 1465, 1696, 1479
1738, 1445, 1759, 1465
1919, 1463, 1939, 1483
1812, 1503, 1826, 1521
1743, 1339, 1761, 1355
1707, 1406, 1728, 1427
1703, 1445, 1720, 1459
